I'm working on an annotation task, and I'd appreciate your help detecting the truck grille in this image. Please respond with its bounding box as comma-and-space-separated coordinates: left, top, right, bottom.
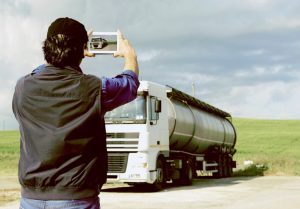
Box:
107, 153, 128, 173
106, 132, 139, 152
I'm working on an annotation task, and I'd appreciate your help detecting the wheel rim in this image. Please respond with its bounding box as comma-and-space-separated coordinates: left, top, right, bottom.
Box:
188, 166, 193, 180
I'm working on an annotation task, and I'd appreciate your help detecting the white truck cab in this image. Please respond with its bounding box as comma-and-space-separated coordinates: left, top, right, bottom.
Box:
105, 81, 169, 184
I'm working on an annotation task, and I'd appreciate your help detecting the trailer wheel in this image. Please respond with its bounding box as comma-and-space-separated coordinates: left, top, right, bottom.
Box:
150, 158, 166, 191
223, 155, 229, 177
227, 156, 233, 177
222, 155, 233, 178
182, 163, 193, 185
213, 155, 224, 178
173, 161, 193, 186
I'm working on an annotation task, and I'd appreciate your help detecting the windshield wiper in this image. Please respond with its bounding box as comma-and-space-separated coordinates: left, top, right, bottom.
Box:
105, 120, 136, 124
121, 120, 135, 124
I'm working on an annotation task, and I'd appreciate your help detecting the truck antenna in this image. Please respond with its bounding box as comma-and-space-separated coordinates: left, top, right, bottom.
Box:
192, 82, 195, 97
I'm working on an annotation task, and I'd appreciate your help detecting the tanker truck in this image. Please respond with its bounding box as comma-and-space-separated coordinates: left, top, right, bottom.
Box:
104, 81, 236, 189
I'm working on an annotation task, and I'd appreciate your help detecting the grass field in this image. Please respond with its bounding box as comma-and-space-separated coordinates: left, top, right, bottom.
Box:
233, 118, 300, 176
0, 131, 19, 176
0, 118, 299, 176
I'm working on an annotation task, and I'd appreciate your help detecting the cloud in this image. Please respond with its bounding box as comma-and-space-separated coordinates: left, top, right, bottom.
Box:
225, 81, 300, 119
243, 49, 266, 56
2, 0, 300, 129
139, 50, 161, 62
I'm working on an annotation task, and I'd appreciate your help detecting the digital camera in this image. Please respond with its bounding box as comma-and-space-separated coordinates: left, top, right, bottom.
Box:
88, 32, 118, 54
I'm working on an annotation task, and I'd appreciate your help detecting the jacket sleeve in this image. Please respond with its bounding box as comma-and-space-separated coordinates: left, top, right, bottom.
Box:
101, 70, 140, 112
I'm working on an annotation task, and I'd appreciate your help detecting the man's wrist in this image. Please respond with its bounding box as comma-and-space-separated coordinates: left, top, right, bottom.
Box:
124, 57, 139, 77
124, 52, 137, 60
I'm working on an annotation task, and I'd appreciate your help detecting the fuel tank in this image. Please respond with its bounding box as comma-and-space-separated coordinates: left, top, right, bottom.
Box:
167, 98, 236, 154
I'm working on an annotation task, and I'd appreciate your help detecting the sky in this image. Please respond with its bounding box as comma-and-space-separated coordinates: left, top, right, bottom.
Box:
1, 0, 300, 130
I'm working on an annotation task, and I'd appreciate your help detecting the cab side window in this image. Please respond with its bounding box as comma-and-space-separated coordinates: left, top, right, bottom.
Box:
150, 96, 159, 121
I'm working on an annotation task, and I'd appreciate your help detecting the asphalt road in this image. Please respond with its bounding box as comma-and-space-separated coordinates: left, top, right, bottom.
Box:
91, 43, 117, 53
1, 176, 300, 209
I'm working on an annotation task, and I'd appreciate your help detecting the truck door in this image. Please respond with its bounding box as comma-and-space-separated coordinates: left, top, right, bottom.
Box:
148, 96, 168, 152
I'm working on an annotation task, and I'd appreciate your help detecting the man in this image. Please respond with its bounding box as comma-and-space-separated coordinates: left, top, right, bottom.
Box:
12, 17, 139, 209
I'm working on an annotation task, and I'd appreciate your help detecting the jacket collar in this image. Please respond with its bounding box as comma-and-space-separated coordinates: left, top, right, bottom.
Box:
31, 64, 83, 75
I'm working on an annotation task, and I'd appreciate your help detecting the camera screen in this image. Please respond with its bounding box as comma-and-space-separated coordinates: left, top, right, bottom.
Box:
89, 32, 118, 54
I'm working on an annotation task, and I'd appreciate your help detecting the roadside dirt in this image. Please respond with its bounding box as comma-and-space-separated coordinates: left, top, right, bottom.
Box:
0, 176, 20, 207
1, 176, 300, 209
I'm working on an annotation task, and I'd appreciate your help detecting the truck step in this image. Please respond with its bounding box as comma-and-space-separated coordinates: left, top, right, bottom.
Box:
202, 162, 218, 172
204, 163, 218, 167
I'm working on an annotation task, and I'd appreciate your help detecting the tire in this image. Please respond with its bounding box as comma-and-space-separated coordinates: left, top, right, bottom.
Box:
173, 161, 193, 186
222, 155, 233, 178
213, 155, 224, 178
150, 158, 166, 191
223, 155, 229, 177
182, 163, 193, 185
227, 156, 233, 177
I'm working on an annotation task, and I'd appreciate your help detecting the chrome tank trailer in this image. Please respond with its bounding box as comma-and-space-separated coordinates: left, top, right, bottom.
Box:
166, 88, 236, 155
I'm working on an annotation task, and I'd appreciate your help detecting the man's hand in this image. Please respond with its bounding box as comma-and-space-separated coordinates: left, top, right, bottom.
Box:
84, 30, 95, 57
114, 30, 136, 58
114, 30, 139, 77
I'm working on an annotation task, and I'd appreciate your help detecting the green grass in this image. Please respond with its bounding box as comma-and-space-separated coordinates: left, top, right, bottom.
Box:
233, 118, 300, 176
0, 118, 300, 176
0, 131, 20, 176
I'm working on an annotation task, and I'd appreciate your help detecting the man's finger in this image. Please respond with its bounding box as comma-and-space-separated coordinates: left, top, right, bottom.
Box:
84, 50, 95, 57
87, 30, 93, 37
117, 30, 124, 41
113, 51, 121, 58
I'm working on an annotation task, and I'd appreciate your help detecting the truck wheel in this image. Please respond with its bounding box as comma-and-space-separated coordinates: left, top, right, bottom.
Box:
173, 161, 193, 186
151, 158, 165, 191
182, 163, 193, 185
213, 155, 224, 178
223, 155, 229, 177
227, 156, 233, 177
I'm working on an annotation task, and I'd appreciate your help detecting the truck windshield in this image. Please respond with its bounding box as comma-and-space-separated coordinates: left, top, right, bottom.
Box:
104, 96, 146, 124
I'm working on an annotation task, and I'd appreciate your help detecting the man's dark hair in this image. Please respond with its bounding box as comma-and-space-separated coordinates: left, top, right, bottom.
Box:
43, 34, 85, 68
43, 17, 88, 68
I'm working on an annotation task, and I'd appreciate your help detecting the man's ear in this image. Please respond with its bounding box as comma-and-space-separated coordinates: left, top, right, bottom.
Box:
83, 43, 95, 57
82, 43, 87, 58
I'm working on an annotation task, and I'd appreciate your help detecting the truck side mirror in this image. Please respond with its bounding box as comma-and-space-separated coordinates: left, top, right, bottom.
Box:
155, 100, 161, 113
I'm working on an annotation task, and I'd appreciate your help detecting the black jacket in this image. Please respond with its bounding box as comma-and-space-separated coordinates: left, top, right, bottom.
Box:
12, 65, 107, 200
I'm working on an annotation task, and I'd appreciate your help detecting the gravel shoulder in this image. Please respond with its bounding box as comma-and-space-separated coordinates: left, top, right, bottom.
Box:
1, 176, 300, 209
